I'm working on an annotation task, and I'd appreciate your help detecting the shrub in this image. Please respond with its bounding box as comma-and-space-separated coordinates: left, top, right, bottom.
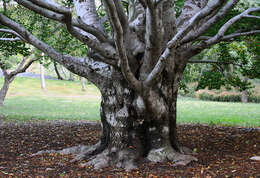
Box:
198, 92, 260, 103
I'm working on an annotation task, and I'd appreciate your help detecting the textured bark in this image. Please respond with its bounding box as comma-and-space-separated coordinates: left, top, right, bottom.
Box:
1, 0, 258, 171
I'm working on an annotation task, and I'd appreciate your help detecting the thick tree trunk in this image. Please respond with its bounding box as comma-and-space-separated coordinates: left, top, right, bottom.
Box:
80, 71, 196, 170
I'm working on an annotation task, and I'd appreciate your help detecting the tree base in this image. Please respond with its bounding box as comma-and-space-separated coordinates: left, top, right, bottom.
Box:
32, 144, 197, 171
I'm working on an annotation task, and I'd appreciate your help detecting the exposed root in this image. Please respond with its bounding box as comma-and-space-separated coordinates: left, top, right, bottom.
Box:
32, 142, 102, 163
81, 148, 138, 171
147, 146, 197, 166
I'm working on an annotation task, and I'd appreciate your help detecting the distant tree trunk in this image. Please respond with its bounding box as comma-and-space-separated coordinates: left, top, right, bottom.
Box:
0, 71, 14, 106
40, 59, 46, 92
69, 72, 75, 81
3, 0, 7, 13
241, 77, 248, 103
80, 77, 86, 92
54, 61, 64, 80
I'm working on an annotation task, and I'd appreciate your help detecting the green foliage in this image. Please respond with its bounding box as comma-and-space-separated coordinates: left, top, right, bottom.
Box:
197, 70, 225, 90
195, 40, 259, 92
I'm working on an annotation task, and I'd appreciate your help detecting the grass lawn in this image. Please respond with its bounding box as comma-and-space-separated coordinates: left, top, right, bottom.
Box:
0, 77, 259, 127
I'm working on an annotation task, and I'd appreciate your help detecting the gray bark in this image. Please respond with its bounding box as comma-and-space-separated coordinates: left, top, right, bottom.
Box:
1, 0, 259, 170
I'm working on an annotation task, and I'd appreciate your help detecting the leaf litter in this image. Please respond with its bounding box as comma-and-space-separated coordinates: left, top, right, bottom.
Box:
0, 121, 259, 177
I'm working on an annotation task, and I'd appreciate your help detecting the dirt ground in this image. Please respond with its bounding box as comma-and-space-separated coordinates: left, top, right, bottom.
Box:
0, 121, 259, 177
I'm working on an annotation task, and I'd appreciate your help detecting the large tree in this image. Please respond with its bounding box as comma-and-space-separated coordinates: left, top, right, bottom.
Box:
0, 0, 259, 170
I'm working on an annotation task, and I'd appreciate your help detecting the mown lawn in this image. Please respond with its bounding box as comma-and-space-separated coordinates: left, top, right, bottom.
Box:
0, 77, 259, 127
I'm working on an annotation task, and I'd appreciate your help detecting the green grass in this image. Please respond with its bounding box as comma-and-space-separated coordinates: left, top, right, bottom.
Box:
0, 77, 259, 127
177, 97, 260, 127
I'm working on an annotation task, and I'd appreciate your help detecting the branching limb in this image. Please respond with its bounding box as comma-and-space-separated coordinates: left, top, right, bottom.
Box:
181, 0, 239, 44
14, 0, 111, 44
192, 7, 260, 50
104, 0, 142, 92
143, 0, 225, 88
9, 57, 38, 78
0, 28, 28, 42
14, 0, 117, 63
140, 0, 163, 80
0, 13, 111, 88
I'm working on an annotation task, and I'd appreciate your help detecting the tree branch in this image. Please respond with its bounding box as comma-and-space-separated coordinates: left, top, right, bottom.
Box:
14, 0, 111, 44
113, 0, 129, 31
143, 0, 225, 88
104, 0, 142, 92
188, 59, 242, 67
193, 7, 260, 50
0, 13, 111, 88
181, 0, 239, 44
223, 30, 260, 40
141, 0, 163, 79
0, 37, 21, 41
0, 28, 27, 42
9, 57, 38, 78
28, 0, 71, 15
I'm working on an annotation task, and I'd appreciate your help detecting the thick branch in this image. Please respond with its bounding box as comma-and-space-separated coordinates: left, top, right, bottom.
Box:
29, 0, 71, 15
104, 0, 142, 92
141, 1, 163, 79
113, 0, 129, 31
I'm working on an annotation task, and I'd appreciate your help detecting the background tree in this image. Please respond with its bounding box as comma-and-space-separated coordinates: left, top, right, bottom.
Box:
0, 2, 37, 106
0, 0, 259, 170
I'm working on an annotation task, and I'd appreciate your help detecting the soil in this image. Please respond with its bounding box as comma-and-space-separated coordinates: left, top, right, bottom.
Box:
0, 121, 259, 177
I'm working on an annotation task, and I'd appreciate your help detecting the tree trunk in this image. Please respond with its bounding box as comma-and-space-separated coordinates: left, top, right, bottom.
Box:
81, 71, 196, 170
40, 63, 46, 91
80, 77, 86, 92
69, 72, 75, 81
241, 77, 248, 103
54, 62, 64, 80
0, 75, 14, 106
